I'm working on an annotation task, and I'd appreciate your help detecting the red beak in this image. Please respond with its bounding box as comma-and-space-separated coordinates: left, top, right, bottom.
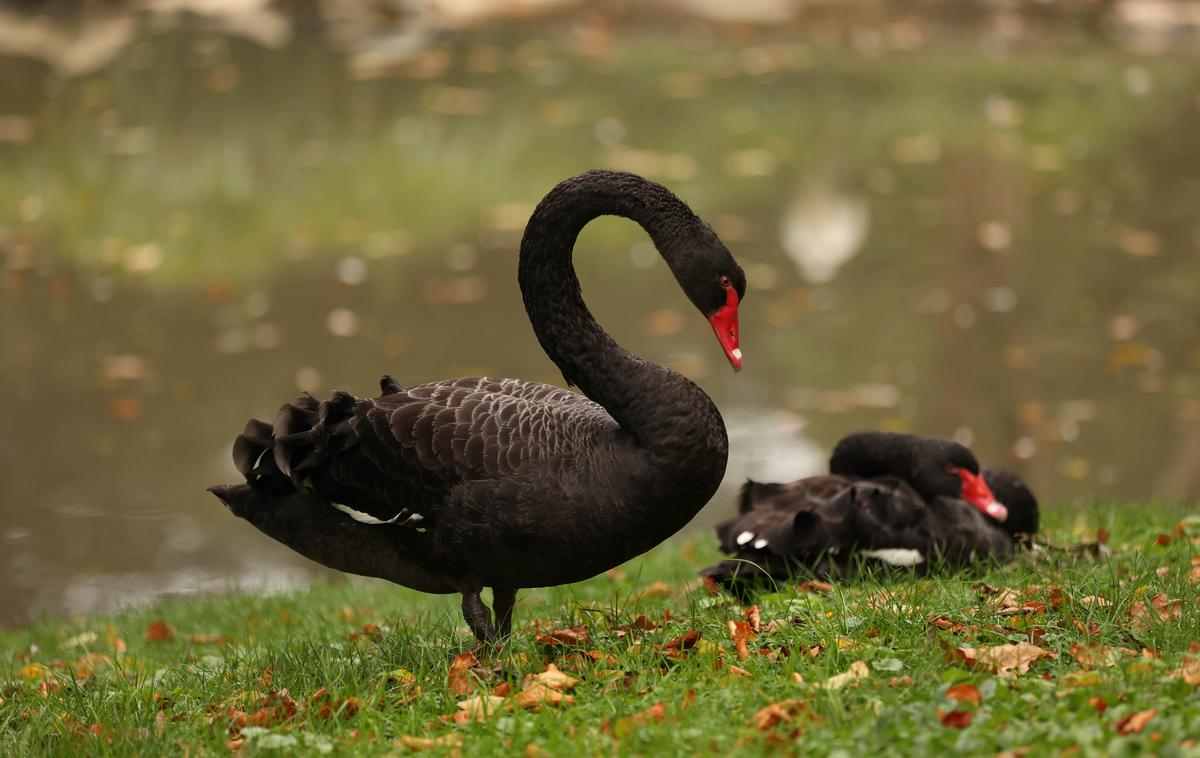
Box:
955, 468, 1008, 522
707, 287, 742, 372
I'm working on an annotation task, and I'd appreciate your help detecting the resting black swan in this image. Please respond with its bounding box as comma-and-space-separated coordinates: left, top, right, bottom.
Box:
701, 431, 1038, 595
209, 170, 746, 644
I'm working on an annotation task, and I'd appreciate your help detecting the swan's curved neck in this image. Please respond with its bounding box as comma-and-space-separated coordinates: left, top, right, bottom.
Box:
517, 172, 725, 465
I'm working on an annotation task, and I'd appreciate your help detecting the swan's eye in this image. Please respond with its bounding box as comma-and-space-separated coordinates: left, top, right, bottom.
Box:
719, 275, 732, 289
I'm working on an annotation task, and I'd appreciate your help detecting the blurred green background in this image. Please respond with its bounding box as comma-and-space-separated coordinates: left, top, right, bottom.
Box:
1, 0, 1198, 626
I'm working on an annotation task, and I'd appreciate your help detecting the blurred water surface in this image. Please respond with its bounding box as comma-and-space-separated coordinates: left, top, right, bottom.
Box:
2, 1, 1199, 626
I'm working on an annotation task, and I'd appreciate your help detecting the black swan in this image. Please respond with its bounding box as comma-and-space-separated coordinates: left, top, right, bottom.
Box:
209, 170, 746, 644
701, 431, 1038, 595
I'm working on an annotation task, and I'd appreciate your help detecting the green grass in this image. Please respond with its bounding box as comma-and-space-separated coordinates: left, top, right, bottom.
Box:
2, 506, 1199, 756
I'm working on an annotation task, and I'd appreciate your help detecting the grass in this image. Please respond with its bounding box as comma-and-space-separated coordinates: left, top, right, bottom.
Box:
1, 505, 1198, 756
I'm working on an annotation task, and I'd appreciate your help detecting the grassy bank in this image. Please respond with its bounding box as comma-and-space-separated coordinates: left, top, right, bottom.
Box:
2, 505, 1198, 756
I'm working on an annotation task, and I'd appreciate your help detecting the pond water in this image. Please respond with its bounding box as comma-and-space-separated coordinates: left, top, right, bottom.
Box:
2, 2, 1198, 627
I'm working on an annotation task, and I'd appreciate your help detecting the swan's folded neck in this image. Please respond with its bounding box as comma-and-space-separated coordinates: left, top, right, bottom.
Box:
517, 172, 728, 486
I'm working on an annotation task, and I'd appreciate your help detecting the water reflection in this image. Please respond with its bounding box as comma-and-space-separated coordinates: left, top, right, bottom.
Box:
1, 2, 1199, 626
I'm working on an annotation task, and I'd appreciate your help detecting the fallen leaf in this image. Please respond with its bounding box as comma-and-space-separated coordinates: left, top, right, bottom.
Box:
938, 709, 973, 728
144, 620, 174, 643
727, 665, 752, 678
455, 695, 506, 722
945, 683, 981, 705
753, 699, 807, 730
523, 663, 577, 692
1129, 594, 1182, 631
950, 642, 1055, 677
535, 625, 589, 647
397, 734, 464, 751
1070, 643, 1136, 669
605, 702, 669, 738
1079, 596, 1112, 607
448, 652, 479, 696
728, 620, 756, 660
743, 605, 762, 633
1170, 657, 1200, 686
631, 581, 673, 600
662, 630, 701, 653
796, 580, 833, 594
1115, 707, 1156, 735
822, 660, 869, 690
1089, 696, 1108, 713
514, 684, 574, 711
187, 633, 232, 645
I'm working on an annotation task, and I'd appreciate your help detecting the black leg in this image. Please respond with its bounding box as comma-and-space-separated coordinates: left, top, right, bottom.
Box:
492, 587, 517, 639
461, 591, 495, 644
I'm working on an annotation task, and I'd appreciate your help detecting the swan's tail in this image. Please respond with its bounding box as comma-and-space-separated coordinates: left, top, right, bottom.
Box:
206, 483, 405, 580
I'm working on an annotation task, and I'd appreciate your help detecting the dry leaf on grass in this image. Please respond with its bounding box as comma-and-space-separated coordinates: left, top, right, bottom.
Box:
454, 694, 507, 723
514, 684, 575, 711
447, 652, 479, 696
604, 701, 669, 739
948, 642, 1055, 677
521, 663, 577, 692
631, 581, 673, 600
796, 580, 834, 594
397, 733, 464, 751
728, 620, 756, 660
945, 683, 981, 705
743, 605, 762, 633
144, 620, 173, 643
753, 699, 812, 731
822, 660, 869, 690
1070, 643, 1135, 669
535, 625, 590, 647
1130, 594, 1182, 631
938, 709, 973, 728
1170, 657, 1200, 686
1114, 707, 1157, 735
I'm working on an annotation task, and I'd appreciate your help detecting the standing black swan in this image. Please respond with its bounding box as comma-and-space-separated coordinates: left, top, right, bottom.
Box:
209, 170, 746, 644
701, 431, 1038, 595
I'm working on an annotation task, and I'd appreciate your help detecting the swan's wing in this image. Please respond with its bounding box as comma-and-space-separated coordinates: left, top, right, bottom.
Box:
261, 377, 615, 528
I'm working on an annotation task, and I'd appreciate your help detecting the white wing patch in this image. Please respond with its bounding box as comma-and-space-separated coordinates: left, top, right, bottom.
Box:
753, 538, 769, 549
331, 502, 426, 531
736, 531, 755, 546
860, 548, 924, 567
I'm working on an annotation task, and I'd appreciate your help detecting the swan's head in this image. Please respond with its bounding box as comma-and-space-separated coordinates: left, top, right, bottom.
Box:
833, 431, 1008, 521
677, 234, 746, 372
982, 467, 1039, 537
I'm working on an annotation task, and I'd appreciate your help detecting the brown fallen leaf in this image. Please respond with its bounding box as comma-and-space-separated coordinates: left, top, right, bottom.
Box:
1070, 642, 1135, 669
1170, 657, 1200, 686
535, 625, 590, 647
1089, 696, 1108, 714
632, 581, 673, 600
796, 580, 833, 594
604, 701, 669, 738
938, 709, 973, 728
397, 733, 464, 751
727, 665, 752, 678
949, 642, 1055, 677
945, 683, 981, 705
522, 663, 577, 692
144, 620, 174, 643
728, 620, 756, 660
822, 660, 869, 690
448, 652, 479, 696
753, 699, 808, 730
514, 684, 575, 711
663, 630, 701, 653
743, 605, 762, 633
1130, 594, 1182, 631
455, 694, 507, 723
1115, 707, 1157, 735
